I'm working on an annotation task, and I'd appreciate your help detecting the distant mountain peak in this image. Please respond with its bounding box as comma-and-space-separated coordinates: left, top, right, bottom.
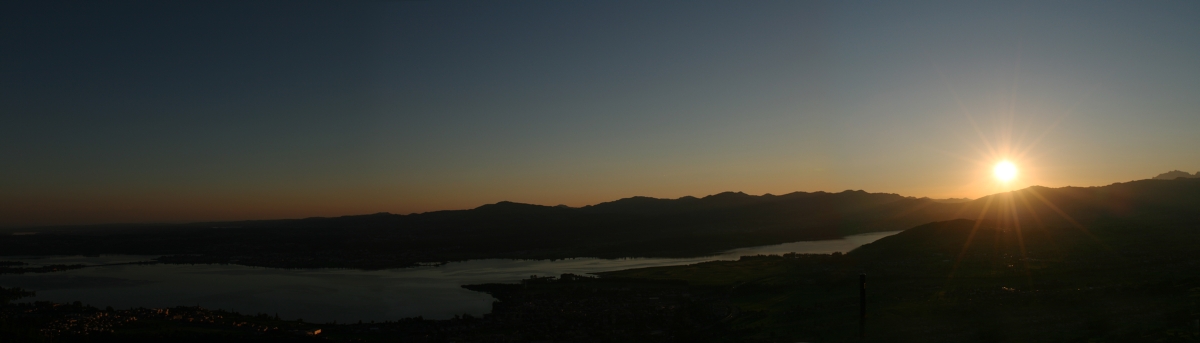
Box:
704, 191, 749, 198
922, 197, 974, 204
1153, 170, 1200, 180
474, 201, 545, 210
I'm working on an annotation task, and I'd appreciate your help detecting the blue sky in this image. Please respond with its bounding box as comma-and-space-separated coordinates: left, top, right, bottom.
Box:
2, 1, 1198, 226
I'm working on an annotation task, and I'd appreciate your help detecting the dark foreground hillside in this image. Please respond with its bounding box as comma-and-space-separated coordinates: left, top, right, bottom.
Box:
603, 218, 1200, 342
6, 217, 1200, 342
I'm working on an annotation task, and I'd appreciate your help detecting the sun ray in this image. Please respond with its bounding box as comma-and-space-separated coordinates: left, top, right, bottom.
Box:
1005, 192, 1033, 286
992, 194, 1008, 272
931, 146, 991, 166
949, 196, 994, 279
1023, 187, 1115, 254
1013, 189, 1069, 270
931, 64, 1001, 159
1014, 86, 1097, 160
940, 113, 996, 162
1014, 190, 1048, 230
1013, 190, 1082, 270
884, 197, 948, 223
1012, 120, 1034, 162
966, 113, 1001, 159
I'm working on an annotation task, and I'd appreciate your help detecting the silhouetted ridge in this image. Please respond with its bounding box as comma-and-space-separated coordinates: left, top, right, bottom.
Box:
1153, 170, 1200, 180
580, 190, 917, 215
958, 178, 1200, 227
5, 178, 1198, 269
473, 201, 564, 214
580, 196, 700, 214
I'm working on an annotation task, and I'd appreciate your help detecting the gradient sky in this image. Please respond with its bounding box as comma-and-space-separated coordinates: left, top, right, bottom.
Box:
2, 1, 1198, 227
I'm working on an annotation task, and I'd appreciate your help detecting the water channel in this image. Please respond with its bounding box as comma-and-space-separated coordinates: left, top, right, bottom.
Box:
0, 231, 899, 323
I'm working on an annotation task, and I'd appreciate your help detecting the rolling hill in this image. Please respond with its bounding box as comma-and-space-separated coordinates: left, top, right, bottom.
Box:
2, 178, 1198, 269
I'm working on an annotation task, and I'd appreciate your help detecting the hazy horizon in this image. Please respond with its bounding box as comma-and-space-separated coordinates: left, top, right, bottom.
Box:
6, 172, 1190, 229
4, 1, 1199, 226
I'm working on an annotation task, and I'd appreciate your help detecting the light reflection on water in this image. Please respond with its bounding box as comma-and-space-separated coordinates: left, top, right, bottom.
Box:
0, 231, 898, 323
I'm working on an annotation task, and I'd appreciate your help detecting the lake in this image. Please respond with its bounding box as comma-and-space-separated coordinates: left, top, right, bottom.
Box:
0, 231, 898, 323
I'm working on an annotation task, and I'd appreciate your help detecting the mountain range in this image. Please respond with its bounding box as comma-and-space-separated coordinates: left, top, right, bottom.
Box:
2, 176, 1199, 269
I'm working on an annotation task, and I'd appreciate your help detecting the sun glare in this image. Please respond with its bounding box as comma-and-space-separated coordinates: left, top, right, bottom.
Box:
994, 161, 1018, 182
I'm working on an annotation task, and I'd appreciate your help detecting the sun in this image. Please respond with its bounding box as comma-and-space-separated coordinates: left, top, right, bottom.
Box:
993, 161, 1018, 182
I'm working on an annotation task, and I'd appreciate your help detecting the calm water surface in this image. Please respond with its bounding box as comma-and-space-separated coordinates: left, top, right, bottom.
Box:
0, 231, 898, 323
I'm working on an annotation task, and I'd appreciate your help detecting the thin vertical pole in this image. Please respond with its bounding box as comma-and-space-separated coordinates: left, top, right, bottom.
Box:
859, 273, 866, 341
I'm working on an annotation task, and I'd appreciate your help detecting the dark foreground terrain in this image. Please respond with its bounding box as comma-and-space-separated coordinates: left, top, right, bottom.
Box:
4, 216, 1200, 342
3, 178, 1199, 342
